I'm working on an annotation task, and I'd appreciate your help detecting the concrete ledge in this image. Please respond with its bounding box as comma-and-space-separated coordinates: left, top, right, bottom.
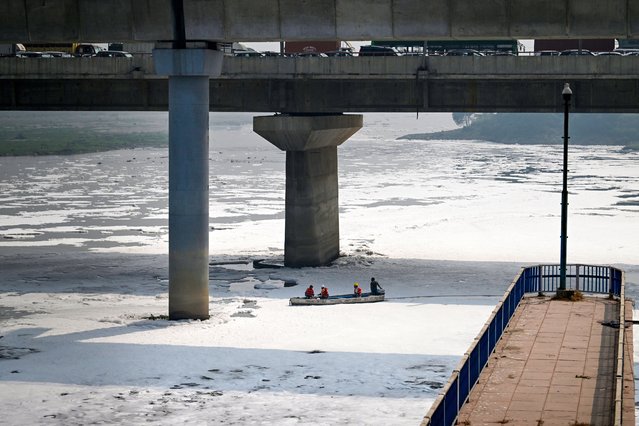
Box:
1, 0, 638, 42
254, 114, 363, 151
153, 49, 223, 77
6, 56, 639, 80
5, 78, 639, 113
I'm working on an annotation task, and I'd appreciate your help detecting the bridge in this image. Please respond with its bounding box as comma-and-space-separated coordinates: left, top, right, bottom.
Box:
1, 0, 636, 321
1, 2, 636, 423
2, 55, 639, 113
1, 0, 638, 43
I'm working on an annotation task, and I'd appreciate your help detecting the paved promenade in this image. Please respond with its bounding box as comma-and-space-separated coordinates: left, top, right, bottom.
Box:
457, 295, 634, 425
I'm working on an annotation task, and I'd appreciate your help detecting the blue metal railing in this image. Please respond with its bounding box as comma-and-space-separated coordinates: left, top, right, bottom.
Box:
522, 264, 622, 295
422, 264, 624, 426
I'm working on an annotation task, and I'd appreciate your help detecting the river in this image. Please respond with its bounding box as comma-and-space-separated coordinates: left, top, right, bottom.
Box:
0, 111, 637, 265
1, 111, 638, 424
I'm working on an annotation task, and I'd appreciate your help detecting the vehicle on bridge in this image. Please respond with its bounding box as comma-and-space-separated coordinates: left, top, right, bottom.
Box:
371, 40, 522, 56
559, 49, 595, 56
0, 43, 25, 57
73, 43, 104, 57
233, 49, 264, 57
95, 50, 133, 58
444, 49, 485, 56
536, 50, 560, 56
534, 38, 614, 54
16, 51, 53, 58
597, 51, 624, 56
358, 45, 399, 56
615, 48, 639, 56
326, 48, 354, 57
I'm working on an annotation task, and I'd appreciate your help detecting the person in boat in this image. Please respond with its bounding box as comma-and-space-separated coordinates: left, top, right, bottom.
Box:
320, 286, 329, 299
370, 277, 385, 295
305, 285, 315, 298
353, 282, 362, 297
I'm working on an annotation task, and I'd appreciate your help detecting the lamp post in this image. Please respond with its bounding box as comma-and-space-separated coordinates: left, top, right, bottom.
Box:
559, 83, 572, 291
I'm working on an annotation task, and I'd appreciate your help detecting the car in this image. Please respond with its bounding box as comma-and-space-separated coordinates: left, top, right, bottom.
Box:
358, 45, 399, 56
46, 51, 72, 58
444, 49, 484, 56
559, 49, 595, 56
74, 43, 103, 57
95, 50, 133, 58
233, 49, 263, 57
613, 48, 639, 55
597, 51, 623, 56
536, 50, 560, 56
296, 51, 328, 57
16, 51, 46, 58
326, 48, 353, 57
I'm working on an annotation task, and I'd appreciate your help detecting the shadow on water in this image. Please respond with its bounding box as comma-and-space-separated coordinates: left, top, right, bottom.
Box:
0, 323, 459, 399
0, 251, 521, 302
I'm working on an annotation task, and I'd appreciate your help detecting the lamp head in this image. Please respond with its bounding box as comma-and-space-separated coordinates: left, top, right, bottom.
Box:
562, 83, 572, 102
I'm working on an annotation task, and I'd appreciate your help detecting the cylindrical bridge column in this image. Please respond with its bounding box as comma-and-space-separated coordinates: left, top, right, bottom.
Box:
154, 48, 223, 320
254, 114, 363, 267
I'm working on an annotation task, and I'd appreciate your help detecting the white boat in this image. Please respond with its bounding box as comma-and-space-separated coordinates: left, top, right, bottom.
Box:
289, 292, 385, 306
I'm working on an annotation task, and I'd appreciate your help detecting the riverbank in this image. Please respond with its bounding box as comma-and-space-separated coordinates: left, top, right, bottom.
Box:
0, 111, 168, 156
0, 127, 167, 155
4, 111, 639, 156
400, 113, 639, 150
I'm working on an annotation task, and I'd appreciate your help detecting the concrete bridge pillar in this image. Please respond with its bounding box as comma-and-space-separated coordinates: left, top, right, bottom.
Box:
254, 114, 363, 267
154, 48, 223, 320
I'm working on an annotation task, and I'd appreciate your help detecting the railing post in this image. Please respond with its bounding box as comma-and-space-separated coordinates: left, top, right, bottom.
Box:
613, 271, 625, 425
457, 372, 460, 416
575, 264, 580, 291
609, 267, 614, 298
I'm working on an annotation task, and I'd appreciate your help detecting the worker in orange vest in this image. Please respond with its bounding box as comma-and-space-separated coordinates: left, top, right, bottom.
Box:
320, 286, 329, 298
305, 285, 315, 298
353, 282, 362, 297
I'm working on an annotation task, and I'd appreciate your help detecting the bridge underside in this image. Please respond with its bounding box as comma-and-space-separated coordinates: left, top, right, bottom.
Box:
2, 0, 639, 43
3, 78, 639, 113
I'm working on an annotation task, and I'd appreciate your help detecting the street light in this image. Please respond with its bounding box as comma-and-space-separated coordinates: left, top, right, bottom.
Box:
559, 83, 572, 291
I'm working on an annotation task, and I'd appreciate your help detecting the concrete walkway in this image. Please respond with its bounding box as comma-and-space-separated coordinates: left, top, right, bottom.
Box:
457, 295, 634, 426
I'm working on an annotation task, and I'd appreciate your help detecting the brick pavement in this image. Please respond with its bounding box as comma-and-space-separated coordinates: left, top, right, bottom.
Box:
456, 295, 633, 426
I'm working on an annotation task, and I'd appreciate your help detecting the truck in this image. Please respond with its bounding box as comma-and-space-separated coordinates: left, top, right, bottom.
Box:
0, 43, 25, 57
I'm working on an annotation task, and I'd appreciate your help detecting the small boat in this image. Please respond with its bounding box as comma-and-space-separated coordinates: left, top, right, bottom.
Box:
253, 259, 284, 269
289, 292, 385, 306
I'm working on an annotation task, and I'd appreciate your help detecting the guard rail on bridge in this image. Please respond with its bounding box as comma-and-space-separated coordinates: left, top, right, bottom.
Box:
3, 56, 639, 113
3, 55, 639, 80
422, 264, 626, 426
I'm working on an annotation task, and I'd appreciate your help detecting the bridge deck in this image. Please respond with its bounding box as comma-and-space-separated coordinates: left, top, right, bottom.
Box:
456, 295, 634, 425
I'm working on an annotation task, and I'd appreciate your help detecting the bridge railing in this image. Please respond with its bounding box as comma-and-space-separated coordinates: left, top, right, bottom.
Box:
422, 264, 625, 426
522, 264, 622, 296
614, 272, 627, 426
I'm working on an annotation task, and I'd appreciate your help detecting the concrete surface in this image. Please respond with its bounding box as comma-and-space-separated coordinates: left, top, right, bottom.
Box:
4, 56, 639, 113
254, 114, 362, 267
456, 295, 635, 426
154, 48, 224, 320
0, 0, 636, 42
